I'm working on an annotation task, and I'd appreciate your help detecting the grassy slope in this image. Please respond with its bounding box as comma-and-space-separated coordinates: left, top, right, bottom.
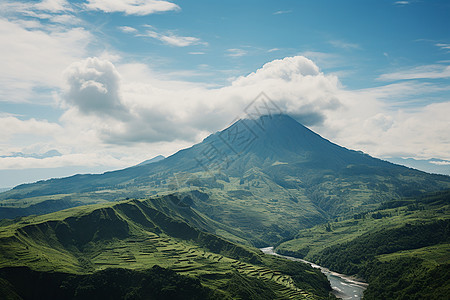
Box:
276, 190, 450, 299
0, 172, 327, 246
2, 116, 450, 246
4, 166, 449, 247
0, 196, 333, 299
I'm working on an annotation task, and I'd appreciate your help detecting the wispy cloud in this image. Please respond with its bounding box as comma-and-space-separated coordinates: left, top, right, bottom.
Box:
436, 43, 450, 51
273, 10, 292, 15
35, 0, 73, 12
394, 1, 410, 5
118, 26, 138, 33
378, 64, 450, 81
268, 48, 280, 52
144, 30, 206, 47
0, 17, 92, 103
84, 0, 180, 16
189, 52, 205, 55
0, 0, 79, 26
430, 160, 450, 166
329, 40, 360, 50
0, 0, 73, 14
226, 48, 247, 57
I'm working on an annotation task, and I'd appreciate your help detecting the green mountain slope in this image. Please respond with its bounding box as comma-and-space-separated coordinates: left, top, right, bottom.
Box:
277, 190, 450, 299
1, 114, 449, 245
0, 195, 333, 299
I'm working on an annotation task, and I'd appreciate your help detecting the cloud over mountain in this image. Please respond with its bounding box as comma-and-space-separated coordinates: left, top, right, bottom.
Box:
1, 54, 449, 175
59, 56, 344, 146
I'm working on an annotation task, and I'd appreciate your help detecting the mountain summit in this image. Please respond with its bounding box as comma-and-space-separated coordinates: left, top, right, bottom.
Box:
1, 114, 449, 244
201, 114, 382, 171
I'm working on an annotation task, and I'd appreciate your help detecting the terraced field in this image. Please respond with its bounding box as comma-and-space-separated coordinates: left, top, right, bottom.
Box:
0, 196, 333, 299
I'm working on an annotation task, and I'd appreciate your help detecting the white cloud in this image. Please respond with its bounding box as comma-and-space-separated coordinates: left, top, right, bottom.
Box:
394, 1, 410, 5
35, 0, 72, 12
226, 48, 247, 57
298, 51, 342, 69
379, 64, 450, 81
0, 153, 126, 170
57, 56, 343, 148
430, 160, 450, 166
119, 26, 138, 33
233, 56, 320, 83
3, 53, 450, 174
436, 43, 450, 51
143, 29, 206, 47
63, 57, 129, 118
0, 116, 63, 140
273, 10, 292, 15
0, 18, 91, 102
0, 0, 72, 15
50, 14, 81, 25
84, 0, 180, 16
329, 40, 360, 50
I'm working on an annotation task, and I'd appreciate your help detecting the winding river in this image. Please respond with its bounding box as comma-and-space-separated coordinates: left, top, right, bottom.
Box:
260, 247, 368, 299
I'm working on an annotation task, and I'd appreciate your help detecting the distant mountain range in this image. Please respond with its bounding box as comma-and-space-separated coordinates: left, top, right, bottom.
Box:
0, 150, 62, 159
384, 157, 450, 176
1, 114, 449, 245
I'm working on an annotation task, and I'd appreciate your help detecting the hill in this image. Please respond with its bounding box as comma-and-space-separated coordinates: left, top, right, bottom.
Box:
1, 114, 449, 245
0, 194, 333, 299
276, 190, 450, 299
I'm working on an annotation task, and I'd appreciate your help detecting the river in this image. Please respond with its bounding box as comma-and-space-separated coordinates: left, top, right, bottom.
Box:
260, 247, 368, 299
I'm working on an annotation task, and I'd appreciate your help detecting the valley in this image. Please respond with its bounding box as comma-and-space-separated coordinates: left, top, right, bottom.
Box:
0, 115, 449, 299
277, 190, 450, 299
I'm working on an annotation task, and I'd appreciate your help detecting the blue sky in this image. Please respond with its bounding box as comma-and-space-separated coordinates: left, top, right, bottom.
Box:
0, 0, 449, 187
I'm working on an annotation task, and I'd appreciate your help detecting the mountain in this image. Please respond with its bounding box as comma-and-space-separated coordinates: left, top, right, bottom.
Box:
136, 155, 165, 166
0, 194, 333, 299
0, 150, 62, 159
384, 157, 450, 176
1, 114, 449, 245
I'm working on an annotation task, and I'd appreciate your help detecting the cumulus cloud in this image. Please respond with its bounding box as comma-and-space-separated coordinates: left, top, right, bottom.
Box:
0, 116, 63, 140
84, 0, 180, 16
59, 56, 343, 147
233, 56, 320, 82
4, 54, 449, 174
63, 57, 129, 119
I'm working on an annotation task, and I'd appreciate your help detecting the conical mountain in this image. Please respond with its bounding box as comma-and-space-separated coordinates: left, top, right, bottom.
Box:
1, 114, 449, 244
197, 114, 386, 172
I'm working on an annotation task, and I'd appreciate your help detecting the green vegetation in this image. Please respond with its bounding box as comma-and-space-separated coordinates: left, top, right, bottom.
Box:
313, 220, 449, 274
362, 257, 449, 300
1, 115, 450, 298
0, 266, 212, 300
2, 115, 449, 246
277, 190, 450, 299
0, 195, 334, 299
